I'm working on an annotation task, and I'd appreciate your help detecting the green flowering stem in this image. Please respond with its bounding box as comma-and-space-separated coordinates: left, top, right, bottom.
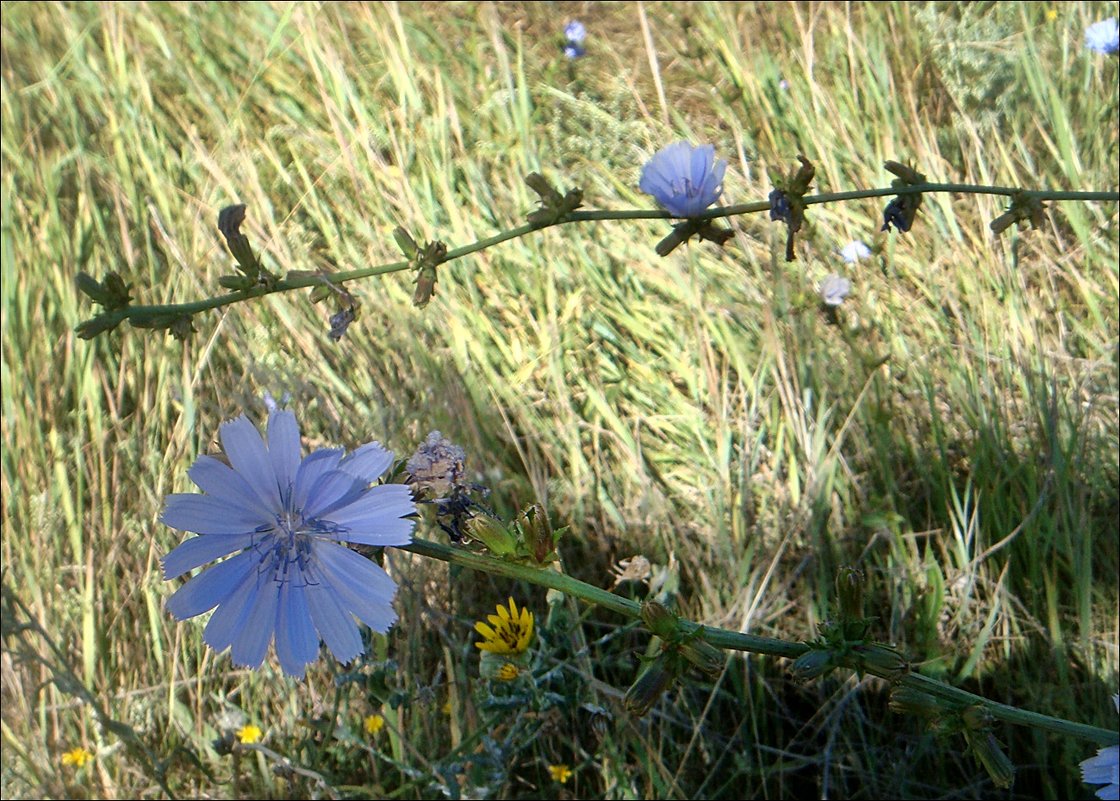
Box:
403, 537, 804, 659
79, 184, 1117, 335
402, 536, 1120, 747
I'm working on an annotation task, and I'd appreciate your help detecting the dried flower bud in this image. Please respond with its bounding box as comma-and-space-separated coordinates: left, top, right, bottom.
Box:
836, 566, 865, 621
217, 204, 260, 277
169, 314, 196, 341
884, 160, 926, 184
624, 658, 674, 717
680, 635, 725, 678
406, 430, 467, 497
76, 272, 110, 305
308, 284, 333, 304
790, 648, 836, 682
75, 315, 122, 340
964, 728, 1015, 790
413, 263, 438, 308
219, 274, 257, 291
393, 226, 419, 259
525, 172, 562, 205
517, 504, 558, 564
849, 643, 909, 682
888, 686, 944, 718
640, 602, 678, 639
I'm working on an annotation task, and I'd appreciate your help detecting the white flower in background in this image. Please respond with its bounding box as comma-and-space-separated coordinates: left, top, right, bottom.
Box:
839, 240, 871, 263
819, 273, 852, 307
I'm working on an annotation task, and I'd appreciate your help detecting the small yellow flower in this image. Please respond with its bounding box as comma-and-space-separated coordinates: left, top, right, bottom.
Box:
236, 724, 262, 744
474, 597, 534, 655
364, 713, 385, 735
61, 747, 94, 768
548, 763, 573, 784
496, 662, 521, 681
1045, 8, 1057, 21
442, 700, 453, 716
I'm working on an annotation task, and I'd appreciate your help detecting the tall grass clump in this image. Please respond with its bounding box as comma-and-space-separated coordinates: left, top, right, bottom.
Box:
2, 2, 1117, 799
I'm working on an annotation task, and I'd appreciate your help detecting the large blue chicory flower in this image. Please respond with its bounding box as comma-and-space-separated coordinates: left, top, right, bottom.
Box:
1085, 17, 1119, 55
1080, 694, 1120, 800
161, 410, 415, 677
639, 141, 727, 218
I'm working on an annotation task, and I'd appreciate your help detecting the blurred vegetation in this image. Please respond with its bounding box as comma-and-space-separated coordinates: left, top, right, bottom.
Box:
1, 2, 1117, 798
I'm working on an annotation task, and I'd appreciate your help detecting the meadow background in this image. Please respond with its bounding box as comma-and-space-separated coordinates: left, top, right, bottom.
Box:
2, 2, 1118, 798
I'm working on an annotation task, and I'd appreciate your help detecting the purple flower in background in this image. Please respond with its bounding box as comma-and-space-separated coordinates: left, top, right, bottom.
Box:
1080, 694, 1120, 800
640, 141, 727, 218
819, 273, 852, 307
161, 410, 415, 677
563, 20, 586, 59
839, 240, 871, 263
1085, 17, 1119, 55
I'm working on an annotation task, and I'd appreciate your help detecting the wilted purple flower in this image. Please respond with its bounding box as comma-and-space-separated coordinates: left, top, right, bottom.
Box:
1080, 694, 1120, 800
1085, 17, 1119, 55
768, 189, 791, 223
819, 273, 852, 307
882, 194, 920, 232
406, 430, 467, 497
639, 142, 727, 218
161, 410, 415, 677
839, 240, 871, 263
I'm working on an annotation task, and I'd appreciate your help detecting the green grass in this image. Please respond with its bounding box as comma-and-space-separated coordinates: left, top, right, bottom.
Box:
1, 2, 1117, 798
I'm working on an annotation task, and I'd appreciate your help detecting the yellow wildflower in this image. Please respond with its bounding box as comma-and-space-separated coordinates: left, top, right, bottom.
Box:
474, 597, 534, 655
236, 724, 262, 744
548, 763, 573, 784
1045, 8, 1058, 21
61, 747, 94, 768
364, 713, 385, 735
496, 662, 521, 681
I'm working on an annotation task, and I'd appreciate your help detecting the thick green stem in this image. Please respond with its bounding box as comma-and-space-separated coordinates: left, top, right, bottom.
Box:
89, 183, 1119, 330
402, 537, 1120, 747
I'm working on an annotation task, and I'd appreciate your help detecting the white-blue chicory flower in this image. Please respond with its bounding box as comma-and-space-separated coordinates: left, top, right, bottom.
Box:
639, 141, 727, 218
1085, 17, 1119, 55
161, 410, 415, 677
1081, 694, 1120, 800
819, 273, 852, 306
839, 240, 871, 263
565, 20, 586, 44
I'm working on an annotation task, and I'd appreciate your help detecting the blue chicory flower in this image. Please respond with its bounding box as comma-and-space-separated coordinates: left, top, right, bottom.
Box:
564, 42, 586, 59
639, 141, 727, 218
565, 20, 586, 44
161, 410, 416, 677
1085, 17, 1119, 55
819, 273, 852, 307
1080, 694, 1120, 800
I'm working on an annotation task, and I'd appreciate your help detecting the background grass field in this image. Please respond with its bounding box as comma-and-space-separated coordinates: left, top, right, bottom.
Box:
2, 2, 1118, 798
